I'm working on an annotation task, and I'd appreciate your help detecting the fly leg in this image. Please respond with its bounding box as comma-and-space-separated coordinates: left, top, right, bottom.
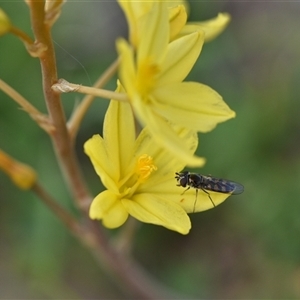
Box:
193, 189, 198, 213
201, 188, 216, 207
181, 186, 190, 195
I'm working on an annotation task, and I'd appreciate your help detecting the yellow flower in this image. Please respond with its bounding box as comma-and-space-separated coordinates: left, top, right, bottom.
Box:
117, 2, 235, 167
84, 88, 231, 234
117, 0, 230, 46
84, 95, 189, 234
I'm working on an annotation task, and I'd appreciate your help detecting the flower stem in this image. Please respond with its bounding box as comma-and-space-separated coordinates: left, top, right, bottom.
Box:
52, 78, 128, 102
32, 183, 186, 299
0, 79, 54, 133
68, 58, 119, 141
28, 0, 91, 212
32, 182, 82, 234
10, 25, 34, 45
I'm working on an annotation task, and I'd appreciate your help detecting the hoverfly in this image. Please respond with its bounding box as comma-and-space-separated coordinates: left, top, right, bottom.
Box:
175, 171, 244, 211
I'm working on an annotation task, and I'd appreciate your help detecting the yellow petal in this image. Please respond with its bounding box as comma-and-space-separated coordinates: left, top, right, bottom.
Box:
116, 39, 137, 97
142, 175, 231, 213
137, 1, 169, 65
182, 13, 231, 42
134, 126, 199, 180
153, 82, 236, 132
138, 175, 182, 202
158, 30, 204, 85
135, 175, 231, 213
167, 0, 189, 11
173, 188, 231, 213
103, 97, 136, 181
132, 95, 206, 167
90, 190, 128, 228
122, 194, 191, 234
84, 135, 118, 193
168, 5, 187, 41
117, 1, 153, 48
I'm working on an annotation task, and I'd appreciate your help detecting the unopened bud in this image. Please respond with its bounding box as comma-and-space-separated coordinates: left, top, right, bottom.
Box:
0, 150, 37, 190
0, 9, 11, 36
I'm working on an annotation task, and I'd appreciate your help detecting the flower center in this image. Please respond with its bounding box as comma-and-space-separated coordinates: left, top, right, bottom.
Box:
136, 57, 160, 97
119, 154, 157, 198
135, 154, 157, 181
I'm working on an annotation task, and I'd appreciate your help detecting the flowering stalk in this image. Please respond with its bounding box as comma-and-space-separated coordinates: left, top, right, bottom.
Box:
27, 0, 91, 212
1, 0, 236, 298
32, 181, 178, 299
23, 1, 188, 298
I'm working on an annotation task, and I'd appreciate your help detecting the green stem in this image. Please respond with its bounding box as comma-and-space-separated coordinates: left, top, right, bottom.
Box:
32, 182, 82, 234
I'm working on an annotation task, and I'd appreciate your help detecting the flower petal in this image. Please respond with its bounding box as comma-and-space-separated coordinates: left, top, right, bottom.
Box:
173, 188, 231, 213
136, 174, 178, 203
132, 95, 205, 167
117, 1, 153, 48
153, 82, 235, 132
182, 13, 231, 42
104, 94, 136, 181
122, 194, 191, 234
84, 135, 118, 192
135, 175, 231, 213
90, 190, 128, 228
134, 126, 199, 178
168, 5, 187, 41
158, 30, 204, 85
167, 0, 189, 11
137, 1, 169, 65
116, 39, 138, 98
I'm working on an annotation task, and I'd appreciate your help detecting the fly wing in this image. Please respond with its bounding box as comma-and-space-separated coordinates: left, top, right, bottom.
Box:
203, 176, 244, 195
231, 181, 244, 194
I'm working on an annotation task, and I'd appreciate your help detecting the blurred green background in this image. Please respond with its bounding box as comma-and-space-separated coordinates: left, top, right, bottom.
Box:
1, 1, 300, 299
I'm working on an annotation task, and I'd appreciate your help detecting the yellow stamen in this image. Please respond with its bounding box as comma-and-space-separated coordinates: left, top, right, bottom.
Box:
135, 154, 157, 180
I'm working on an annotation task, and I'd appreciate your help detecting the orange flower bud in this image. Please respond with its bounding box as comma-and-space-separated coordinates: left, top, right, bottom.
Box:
0, 150, 37, 190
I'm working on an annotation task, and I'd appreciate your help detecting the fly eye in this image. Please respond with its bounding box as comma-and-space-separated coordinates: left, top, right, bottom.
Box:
179, 176, 188, 187
175, 172, 189, 187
